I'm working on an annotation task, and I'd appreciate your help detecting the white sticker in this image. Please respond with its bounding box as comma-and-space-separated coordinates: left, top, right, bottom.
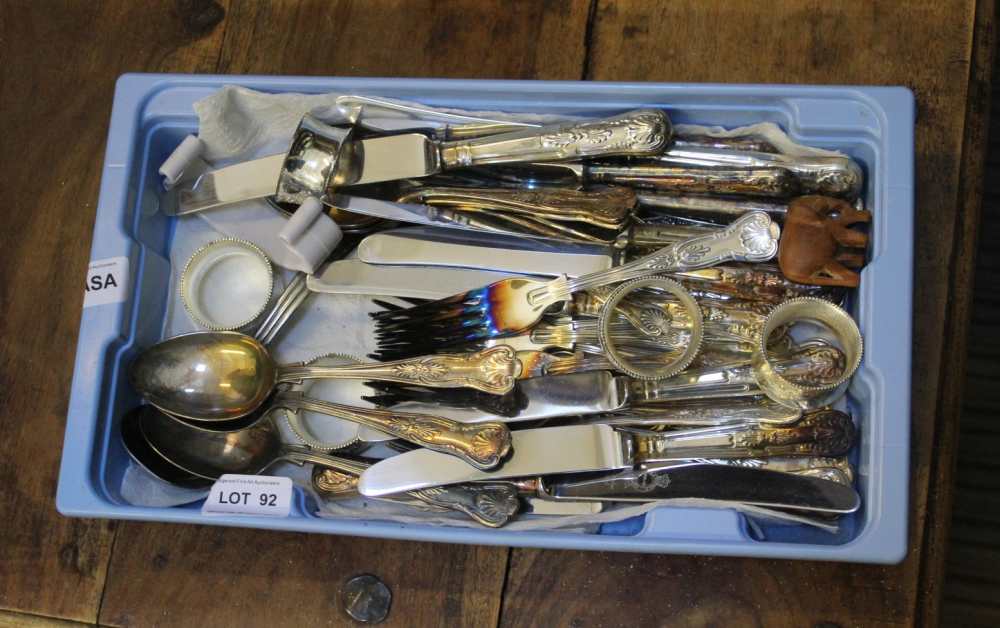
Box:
84, 256, 129, 308
201, 475, 293, 518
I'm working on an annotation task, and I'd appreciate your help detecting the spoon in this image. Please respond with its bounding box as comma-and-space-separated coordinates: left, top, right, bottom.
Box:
130, 331, 513, 470
133, 405, 519, 527
120, 406, 212, 489
131, 331, 521, 413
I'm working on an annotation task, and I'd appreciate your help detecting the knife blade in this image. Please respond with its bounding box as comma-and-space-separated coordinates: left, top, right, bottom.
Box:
357, 227, 616, 277
307, 258, 524, 299
358, 424, 632, 497
173, 153, 286, 216
542, 463, 860, 513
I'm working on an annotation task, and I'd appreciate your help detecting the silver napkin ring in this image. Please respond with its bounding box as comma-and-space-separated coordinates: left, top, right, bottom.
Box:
596, 276, 704, 381
179, 238, 274, 331
750, 297, 862, 409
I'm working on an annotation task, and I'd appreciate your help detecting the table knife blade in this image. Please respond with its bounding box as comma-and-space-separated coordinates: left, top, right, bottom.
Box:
358, 424, 631, 497
545, 463, 860, 513
357, 228, 615, 277
174, 153, 286, 215
307, 258, 521, 299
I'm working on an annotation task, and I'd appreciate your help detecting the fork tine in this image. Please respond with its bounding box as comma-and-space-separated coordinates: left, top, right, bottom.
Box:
372, 296, 485, 322
379, 318, 493, 344
369, 290, 474, 320
374, 308, 487, 334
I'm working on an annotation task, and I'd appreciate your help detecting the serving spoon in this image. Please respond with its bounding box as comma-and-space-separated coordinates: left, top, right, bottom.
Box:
129, 332, 513, 471
131, 405, 519, 527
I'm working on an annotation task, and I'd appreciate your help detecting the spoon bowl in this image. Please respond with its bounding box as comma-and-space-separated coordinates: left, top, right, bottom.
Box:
138, 403, 284, 479
130, 331, 277, 421
120, 406, 214, 488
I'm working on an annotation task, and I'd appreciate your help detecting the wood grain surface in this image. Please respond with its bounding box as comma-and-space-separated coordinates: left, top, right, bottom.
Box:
0, 0, 991, 626
99, 524, 508, 628
497, 2, 994, 627
941, 65, 1000, 627
0, 1, 225, 622
95, 2, 586, 627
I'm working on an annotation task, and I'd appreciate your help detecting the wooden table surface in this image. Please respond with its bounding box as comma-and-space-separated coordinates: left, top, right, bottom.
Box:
0, 1, 994, 626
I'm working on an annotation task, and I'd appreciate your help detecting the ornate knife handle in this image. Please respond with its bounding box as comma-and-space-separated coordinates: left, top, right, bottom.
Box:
407, 483, 521, 528
311, 466, 519, 527
277, 346, 521, 395
438, 109, 670, 168
544, 212, 781, 303
587, 164, 799, 198
637, 409, 857, 460
276, 392, 512, 471
630, 344, 846, 404
659, 147, 863, 198
312, 466, 362, 498
670, 264, 841, 304
398, 185, 636, 228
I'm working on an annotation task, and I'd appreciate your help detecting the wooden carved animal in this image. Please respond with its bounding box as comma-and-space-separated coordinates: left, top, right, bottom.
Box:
778, 195, 871, 287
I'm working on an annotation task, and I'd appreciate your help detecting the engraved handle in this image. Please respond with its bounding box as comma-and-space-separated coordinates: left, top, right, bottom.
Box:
630, 363, 759, 403
311, 466, 362, 498
631, 345, 846, 404
681, 455, 854, 482
545, 211, 780, 302
587, 165, 799, 198
603, 396, 802, 427
310, 466, 520, 527
623, 223, 715, 248
407, 483, 520, 528
635, 409, 857, 461
438, 109, 670, 168
277, 346, 521, 394
659, 146, 863, 198
276, 392, 512, 470
398, 185, 635, 228
636, 193, 788, 220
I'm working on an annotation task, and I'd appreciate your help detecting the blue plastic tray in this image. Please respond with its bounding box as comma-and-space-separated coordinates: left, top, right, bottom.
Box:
57, 74, 914, 563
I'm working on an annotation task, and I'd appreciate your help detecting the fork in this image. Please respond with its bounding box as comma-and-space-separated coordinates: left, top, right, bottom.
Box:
371, 211, 780, 357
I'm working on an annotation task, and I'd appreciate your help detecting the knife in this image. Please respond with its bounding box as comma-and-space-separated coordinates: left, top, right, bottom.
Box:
358, 411, 856, 496
539, 463, 860, 513
359, 424, 630, 496
173, 109, 670, 215
357, 227, 617, 277
375, 342, 839, 423
307, 258, 528, 299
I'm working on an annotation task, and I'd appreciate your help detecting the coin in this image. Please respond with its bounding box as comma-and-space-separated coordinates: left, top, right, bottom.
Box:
342, 573, 392, 624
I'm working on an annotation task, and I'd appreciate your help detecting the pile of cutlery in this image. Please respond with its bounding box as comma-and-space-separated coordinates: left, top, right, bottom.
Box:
125, 97, 872, 531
